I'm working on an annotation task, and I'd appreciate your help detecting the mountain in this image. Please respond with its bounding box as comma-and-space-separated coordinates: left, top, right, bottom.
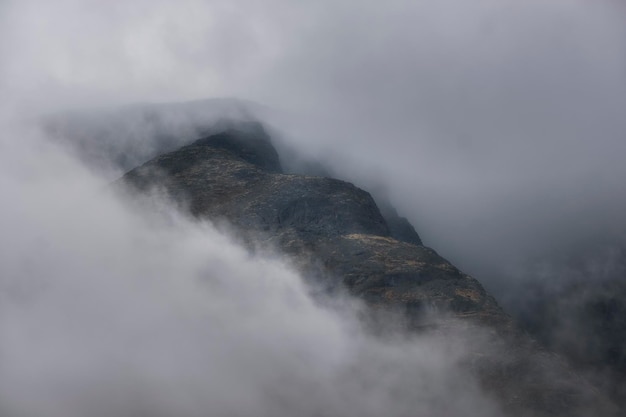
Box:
120, 122, 503, 326
117, 121, 617, 416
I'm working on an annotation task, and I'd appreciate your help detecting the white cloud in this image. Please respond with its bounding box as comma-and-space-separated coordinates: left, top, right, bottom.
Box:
0, 125, 499, 416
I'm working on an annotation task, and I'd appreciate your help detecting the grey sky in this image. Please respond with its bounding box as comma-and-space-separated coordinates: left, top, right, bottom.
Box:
1, 1, 626, 414
4, 0, 626, 295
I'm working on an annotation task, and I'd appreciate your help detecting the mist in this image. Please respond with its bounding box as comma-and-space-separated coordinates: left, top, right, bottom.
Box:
0, 122, 504, 416
253, 0, 626, 302
2, 0, 626, 414
4, 0, 626, 296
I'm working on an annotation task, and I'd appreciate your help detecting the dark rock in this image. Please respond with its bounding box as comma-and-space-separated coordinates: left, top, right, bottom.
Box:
194, 123, 282, 173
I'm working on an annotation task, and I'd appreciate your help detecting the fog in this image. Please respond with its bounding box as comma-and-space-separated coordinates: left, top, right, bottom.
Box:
2, 0, 626, 415
0, 123, 504, 416
4, 0, 626, 298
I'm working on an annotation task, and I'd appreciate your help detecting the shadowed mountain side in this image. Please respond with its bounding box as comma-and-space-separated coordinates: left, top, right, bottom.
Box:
118, 124, 617, 417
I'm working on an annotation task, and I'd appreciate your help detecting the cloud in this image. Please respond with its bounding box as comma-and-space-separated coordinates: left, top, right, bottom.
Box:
0, 0, 286, 112
5, 0, 625, 324
0, 124, 500, 416
245, 0, 626, 301
1, 0, 626, 414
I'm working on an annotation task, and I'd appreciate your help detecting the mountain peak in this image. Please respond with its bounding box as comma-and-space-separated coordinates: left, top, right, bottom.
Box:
193, 123, 282, 173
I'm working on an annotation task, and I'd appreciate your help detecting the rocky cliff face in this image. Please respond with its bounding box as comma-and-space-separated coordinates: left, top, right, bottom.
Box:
118, 122, 617, 417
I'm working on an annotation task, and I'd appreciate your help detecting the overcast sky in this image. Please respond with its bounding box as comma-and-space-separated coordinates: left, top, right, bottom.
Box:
3, 1, 625, 277
1, 1, 626, 414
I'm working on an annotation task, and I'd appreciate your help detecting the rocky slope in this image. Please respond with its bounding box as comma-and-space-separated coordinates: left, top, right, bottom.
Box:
118, 122, 617, 416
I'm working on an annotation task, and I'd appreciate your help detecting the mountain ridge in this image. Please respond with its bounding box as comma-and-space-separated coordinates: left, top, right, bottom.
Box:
117, 122, 618, 416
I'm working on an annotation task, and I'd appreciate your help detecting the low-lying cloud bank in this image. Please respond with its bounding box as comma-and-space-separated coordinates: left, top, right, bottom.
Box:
0, 125, 500, 417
